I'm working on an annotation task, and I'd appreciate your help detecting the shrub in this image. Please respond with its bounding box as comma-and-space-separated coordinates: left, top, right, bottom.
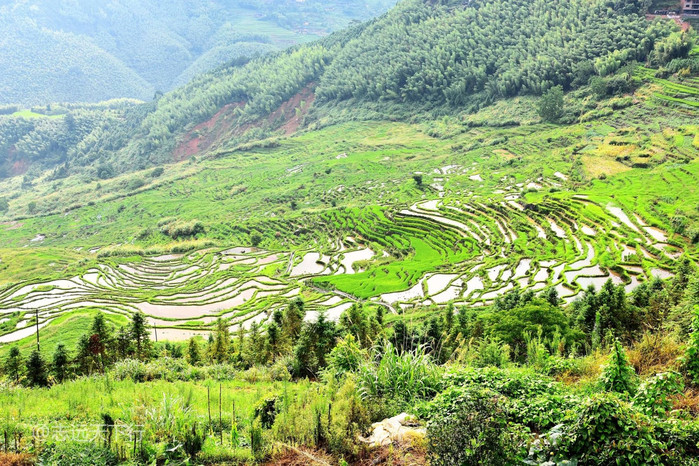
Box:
326, 334, 366, 378
112, 359, 147, 382
127, 177, 146, 190
327, 378, 370, 456
150, 167, 165, 178
628, 332, 683, 376
160, 220, 205, 239
599, 339, 637, 396
424, 387, 525, 466
537, 85, 564, 123
269, 360, 292, 382
685, 306, 699, 386
474, 338, 510, 368
535, 393, 699, 465
443, 366, 561, 399
0, 453, 33, 466
543, 356, 581, 377
254, 395, 280, 429
441, 367, 576, 430
633, 371, 684, 417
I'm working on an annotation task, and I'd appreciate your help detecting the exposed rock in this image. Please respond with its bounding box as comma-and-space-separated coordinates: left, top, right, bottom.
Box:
360, 413, 426, 447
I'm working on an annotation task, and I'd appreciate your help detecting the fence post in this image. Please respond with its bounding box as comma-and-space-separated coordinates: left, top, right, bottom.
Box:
207, 386, 212, 429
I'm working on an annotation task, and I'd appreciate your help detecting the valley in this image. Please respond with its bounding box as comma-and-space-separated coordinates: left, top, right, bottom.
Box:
1, 0, 699, 464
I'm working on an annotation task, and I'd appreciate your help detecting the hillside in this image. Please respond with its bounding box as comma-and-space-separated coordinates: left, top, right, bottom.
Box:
0, 0, 690, 182
0, 0, 396, 106
0, 0, 699, 465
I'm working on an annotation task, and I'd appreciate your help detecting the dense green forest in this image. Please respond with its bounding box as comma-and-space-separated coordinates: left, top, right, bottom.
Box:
1, 0, 693, 181
0, 0, 396, 105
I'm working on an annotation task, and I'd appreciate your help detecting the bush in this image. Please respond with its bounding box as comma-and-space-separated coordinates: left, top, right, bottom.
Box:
254, 395, 280, 429
39, 441, 118, 465
0, 453, 33, 466
269, 360, 292, 382
537, 85, 564, 123
685, 306, 699, 386
111, 358, 237, 382
160, 220, 205, 239
424, 387, 525, 466
441, 367, 576, 430
150, 167, 165, 178
327, 334, 366, 378
474, 338, 510, 368
633, 371, 684, 417
599, 340, 637, 396
327, 378, 370, 456
534, 393, 699, 465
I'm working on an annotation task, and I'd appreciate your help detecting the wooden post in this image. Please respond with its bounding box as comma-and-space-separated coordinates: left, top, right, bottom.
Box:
219, 383, 223, 444
207, 386, 212, 429
35, 308, 40, 351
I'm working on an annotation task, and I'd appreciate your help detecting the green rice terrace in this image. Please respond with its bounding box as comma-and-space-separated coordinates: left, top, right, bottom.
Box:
0, 81, 697, 347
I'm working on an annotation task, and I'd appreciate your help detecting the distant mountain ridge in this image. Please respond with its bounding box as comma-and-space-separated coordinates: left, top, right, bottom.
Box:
0, 0, 693, 183
0, 0, 396, 105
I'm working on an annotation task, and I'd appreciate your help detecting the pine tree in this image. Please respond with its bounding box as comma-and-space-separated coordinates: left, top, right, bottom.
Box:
52, 343, 69, 382
115, 326, 132, 359
591, 311, 602, 351
544, 287, 559, 307
187, 337, 201, 366
130, 312, 150, 361
267, 323, 280, 359
283, 298, 306, 343
26, 349, 48, 387
4, 347, 23, 383
75, 334, 93, 375
90, 313, 113, 365
211, 318, 230, 364
444, 303, 454, 333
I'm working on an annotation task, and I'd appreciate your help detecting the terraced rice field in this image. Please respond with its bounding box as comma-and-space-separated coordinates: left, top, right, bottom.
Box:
0, 180, 683, 342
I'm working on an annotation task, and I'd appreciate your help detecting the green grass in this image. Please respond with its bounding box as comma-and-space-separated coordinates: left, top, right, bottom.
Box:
0, 375, 292, 426
9, 110, 64, 119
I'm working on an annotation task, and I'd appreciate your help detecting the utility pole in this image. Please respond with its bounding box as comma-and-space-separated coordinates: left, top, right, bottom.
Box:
35, 308, 40, 352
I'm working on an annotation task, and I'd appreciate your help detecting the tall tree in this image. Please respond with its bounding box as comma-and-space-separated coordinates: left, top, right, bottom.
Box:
210, 318, 230, 364
4, 347, 23, 383
187, 337, 201, 366
52, 343, 69, 383
26, 349, 48, 387
130, 312, 151, 361
537, 85, 564, 123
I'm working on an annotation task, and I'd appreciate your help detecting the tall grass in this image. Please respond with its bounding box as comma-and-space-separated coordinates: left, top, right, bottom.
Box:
355, 342, 442, 411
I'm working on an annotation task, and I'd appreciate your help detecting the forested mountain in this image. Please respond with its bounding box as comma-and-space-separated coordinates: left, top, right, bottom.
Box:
0, 0, 396, 105
0, 0, 693, 182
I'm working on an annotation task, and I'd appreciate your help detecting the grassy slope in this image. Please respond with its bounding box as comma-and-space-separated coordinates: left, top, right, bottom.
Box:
0, 80, 695, 257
